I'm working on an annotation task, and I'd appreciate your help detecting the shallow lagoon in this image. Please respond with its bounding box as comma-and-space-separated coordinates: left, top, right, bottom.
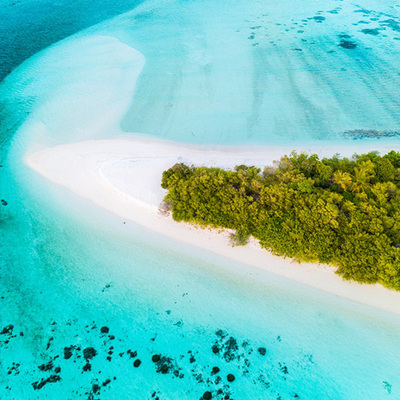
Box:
1, 0, 400, 398
118, 0, 400, 144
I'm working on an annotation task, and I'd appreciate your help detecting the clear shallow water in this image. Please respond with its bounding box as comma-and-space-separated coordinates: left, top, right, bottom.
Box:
117, 0, 400, 145
3, 158, 400, 399
1, 0, 400, 399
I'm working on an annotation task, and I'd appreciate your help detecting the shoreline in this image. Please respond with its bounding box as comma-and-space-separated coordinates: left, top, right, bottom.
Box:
25, 136, 400, 316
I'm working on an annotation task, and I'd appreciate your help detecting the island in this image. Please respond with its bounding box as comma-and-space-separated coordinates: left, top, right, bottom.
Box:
162, 150, 400, 290
26, 137, 400, 314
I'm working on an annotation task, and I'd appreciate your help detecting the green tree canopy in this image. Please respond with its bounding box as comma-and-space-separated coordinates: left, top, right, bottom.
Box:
161, 151, 400, 291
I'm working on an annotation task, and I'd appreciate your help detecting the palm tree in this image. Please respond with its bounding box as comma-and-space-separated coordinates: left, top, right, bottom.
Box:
351, 160, 375, 193
332, 171, 352, 191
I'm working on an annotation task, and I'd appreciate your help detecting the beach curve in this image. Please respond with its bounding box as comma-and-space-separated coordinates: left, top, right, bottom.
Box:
26, 137, 400, 316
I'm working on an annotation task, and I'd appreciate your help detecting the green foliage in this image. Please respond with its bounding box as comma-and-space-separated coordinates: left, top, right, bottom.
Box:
161, 151, 400, 291
230, 228, 250, 246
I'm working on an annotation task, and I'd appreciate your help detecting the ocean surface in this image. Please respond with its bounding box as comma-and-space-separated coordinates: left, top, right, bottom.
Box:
1, 0, 400, 399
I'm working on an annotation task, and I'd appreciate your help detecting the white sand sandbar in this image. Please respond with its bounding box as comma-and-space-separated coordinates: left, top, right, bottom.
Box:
26, 136, 400, 315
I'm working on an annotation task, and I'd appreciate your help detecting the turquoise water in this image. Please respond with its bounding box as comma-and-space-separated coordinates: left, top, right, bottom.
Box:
118, 0, 400, 145
1, 0, 400, 399
0, 0, 145, 81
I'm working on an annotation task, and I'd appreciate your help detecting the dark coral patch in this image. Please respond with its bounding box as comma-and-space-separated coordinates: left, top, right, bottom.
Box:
32, 375, 61, 390
63, 346, 74, 359
38, 361, 54, 371
258, 347, 267, 356
0, 325, 13, 335
361, 28, 380, 35
83, 362, 91, 372
339, 39, 357, 49
83, 347, 97, 360
211, 366, 220, 375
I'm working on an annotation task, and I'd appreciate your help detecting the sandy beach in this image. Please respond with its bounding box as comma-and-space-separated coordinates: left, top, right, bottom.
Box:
26, 136, 400, 315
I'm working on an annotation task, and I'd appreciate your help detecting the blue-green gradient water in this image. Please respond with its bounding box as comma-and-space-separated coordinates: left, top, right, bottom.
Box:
1, 0, 400, 399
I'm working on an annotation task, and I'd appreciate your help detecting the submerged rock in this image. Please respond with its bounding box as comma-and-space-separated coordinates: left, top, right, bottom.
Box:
0, 325, 13, 335
152, 354, 182, 377
280, 364, 289, 374
211, 366, 220, 375
38, 361, 54, 371
92, 383, 100, 394
343, 129, 400, 139
32, 375, 61, 390
258, 347, 267, 356
339, 39, 357, 49
83, 362, 92, 372
102, 379, 111, 387
83, 347, 97, 360
361, 28, 380, 35
213, 334, 239, 362
128, 350, 137, 358
63, 346, 74, 360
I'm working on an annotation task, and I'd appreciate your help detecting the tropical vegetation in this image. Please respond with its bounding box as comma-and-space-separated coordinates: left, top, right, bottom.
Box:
161, 151, 400, 290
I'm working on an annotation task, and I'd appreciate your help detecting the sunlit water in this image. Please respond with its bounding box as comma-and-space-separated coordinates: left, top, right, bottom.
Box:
1, 0, 400, 399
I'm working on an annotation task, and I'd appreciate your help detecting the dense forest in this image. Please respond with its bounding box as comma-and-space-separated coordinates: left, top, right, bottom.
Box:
161, 151, 400, 291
